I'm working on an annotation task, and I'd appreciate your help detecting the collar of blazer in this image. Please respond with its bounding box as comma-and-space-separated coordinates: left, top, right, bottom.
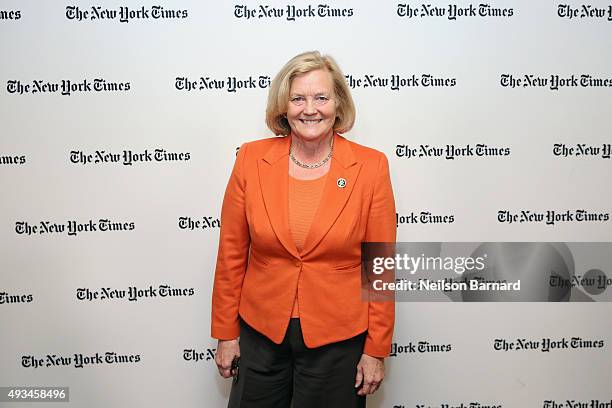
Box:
258, 133, 362, 259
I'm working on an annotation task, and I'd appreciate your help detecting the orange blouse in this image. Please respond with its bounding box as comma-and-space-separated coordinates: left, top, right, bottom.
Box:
288, 174, 328, 317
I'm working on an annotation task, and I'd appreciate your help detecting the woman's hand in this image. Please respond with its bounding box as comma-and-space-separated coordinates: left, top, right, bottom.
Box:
355, 353, 385, 396
215, 339, 240, 378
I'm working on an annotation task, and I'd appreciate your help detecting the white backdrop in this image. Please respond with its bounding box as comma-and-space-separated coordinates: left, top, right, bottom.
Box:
1, 1, 612, 407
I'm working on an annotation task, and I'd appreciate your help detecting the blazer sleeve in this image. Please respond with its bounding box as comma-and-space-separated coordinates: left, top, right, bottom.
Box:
363, 152, 396, 357
211, 143, 250, 340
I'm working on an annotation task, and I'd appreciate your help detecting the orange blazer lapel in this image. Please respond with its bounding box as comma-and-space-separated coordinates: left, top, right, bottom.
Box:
301, 134, 362, 257
257, 136, 301, 259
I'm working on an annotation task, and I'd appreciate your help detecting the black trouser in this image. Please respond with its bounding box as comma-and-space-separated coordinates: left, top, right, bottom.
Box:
228, 318, 367, 408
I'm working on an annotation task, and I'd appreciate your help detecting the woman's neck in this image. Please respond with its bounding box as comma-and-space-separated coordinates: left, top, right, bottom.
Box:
290, 131, 334, 161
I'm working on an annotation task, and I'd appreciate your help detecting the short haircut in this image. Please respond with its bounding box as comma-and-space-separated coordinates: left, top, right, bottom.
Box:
266, 51, 356, 136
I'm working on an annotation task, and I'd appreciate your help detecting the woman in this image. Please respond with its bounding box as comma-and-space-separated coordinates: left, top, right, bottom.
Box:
211, 51, 396, 407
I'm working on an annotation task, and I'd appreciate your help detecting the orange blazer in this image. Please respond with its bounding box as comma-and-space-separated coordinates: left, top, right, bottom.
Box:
211, 133, 396, 357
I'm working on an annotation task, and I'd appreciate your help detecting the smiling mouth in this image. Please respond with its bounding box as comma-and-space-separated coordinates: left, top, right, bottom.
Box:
300, 119, 323, 125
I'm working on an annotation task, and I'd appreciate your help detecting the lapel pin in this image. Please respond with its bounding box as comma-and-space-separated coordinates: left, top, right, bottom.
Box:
337, 178, 347, 188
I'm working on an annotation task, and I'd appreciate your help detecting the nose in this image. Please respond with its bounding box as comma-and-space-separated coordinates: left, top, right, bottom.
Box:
304, 98, 317, 115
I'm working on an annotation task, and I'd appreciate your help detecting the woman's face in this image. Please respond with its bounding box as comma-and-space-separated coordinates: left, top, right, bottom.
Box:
286, 69, 336, 143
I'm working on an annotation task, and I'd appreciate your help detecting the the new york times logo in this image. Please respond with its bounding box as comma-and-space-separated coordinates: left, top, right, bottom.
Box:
77, 285, 195, 302
0, 292, 33, 305
498, 210, 610, 225
175, 76, 271, 92
501, 74, 612, 89
544, 399, 612, 408
494, 337, 605, 352
70, 149, 190, 165
558, 4, 612, 20
178, 216, 220, 230
15, 219, 136, 236
183, 348, 216, 362
22, 352, 141, 369
553, 143, 611, 159
0, 154, 26, 165
389, 341, 452, 357
7, 79, 130, 95
234, 4, 353, 20
396, 212, 455, 225
397, 3, 513, 19
396, 144, 510, 159
550, 271, 611, 292
66, 6, 188, 22
0, 9, 21, 20
345, 74, 456, 90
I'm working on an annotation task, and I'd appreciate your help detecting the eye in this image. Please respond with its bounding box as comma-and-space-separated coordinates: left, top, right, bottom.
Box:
315, 95, 330, 105
291, 96, 305, 104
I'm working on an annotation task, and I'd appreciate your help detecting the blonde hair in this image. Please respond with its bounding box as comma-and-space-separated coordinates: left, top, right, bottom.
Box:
266, 51, 356, 136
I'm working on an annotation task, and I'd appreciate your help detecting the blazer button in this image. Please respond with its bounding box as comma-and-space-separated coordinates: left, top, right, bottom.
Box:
294, 261, 301, 268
